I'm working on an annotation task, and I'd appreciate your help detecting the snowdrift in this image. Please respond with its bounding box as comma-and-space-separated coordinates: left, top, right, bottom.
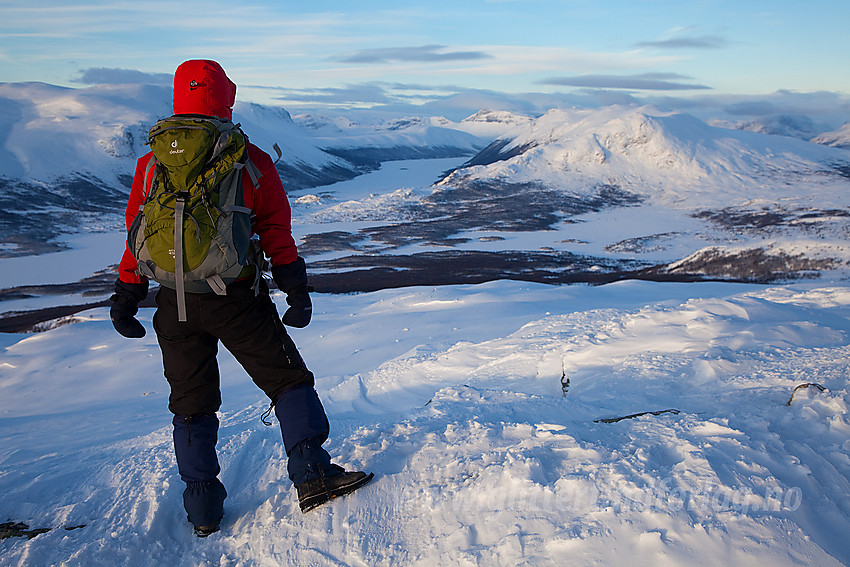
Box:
2, 281, 850, 565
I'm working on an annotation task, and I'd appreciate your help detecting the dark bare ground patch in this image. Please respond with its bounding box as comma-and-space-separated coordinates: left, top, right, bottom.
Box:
0, 521, 86, 540
307, 250, 650, 293
298, 231, 369, 256
299, 179, 644, 253
693, 206, 850, 234
1, 180, 843, 333
0, 245, 835, 333
659, 247, 838, 281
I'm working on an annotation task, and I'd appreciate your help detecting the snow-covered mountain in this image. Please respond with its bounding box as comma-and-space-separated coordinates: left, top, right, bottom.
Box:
442, 106, 850, 207
458, 109, 535, 137
270, 105, 850, 289
0, 82, 168, 256
0, 82, 493, 257
812, 122, 850, 149
365, 105, 844, 282
732, 113, 822, 140
0, 82, 165, 185
2, 81, 850, 286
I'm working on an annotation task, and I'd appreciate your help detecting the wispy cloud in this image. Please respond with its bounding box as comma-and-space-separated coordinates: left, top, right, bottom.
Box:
338, 45, 493, 64
539, 73, 712, 91
73, 67, 172, 86
239, 80, 850, 127
635, 27, 728, 51
274, 84, 395, 105
637, 35, 728, 50
262, 81, 498, 114
642, 90, 850, 129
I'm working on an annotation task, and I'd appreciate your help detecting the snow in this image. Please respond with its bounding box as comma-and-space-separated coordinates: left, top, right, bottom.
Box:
0, 82, 478, 192
294, 158, 465, 227
0, 82, 167, 184
2, 279, 850, 565
444, 105, 850, 210
0, 231, 124, 289
812, 122, 850, 149
2, 84, 850, 565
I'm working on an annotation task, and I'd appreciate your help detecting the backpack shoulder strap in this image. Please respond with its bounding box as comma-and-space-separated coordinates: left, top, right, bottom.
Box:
142, 155, 158, 200
233, 151, 263, 190
207, 120, 238, 165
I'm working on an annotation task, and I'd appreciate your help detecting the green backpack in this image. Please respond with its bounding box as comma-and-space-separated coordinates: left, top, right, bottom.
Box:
128, 115, 264, 321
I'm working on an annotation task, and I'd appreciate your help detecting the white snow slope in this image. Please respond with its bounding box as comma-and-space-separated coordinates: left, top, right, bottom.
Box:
0, 82, 490, 188
443, 105, 850, 209
2, 278, 850, 566
812, 122, 850, 149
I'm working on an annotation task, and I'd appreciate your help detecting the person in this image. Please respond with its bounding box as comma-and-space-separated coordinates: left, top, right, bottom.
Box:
108, 59, 372, 537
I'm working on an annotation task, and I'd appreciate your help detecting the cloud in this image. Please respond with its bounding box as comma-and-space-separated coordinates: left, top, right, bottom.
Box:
73, 67, 172, 85
338, 45, 493, 64
248, 80, 850, 131
636, 35, 727, 50
274, 84, 396, 105
263, 81, 527, 119
722, 100, 779, 116
642, 90, 850, 130
269, 81, 494, 108
263, 80, 646, 122
539, 73, 712, 91
715, 90, 850, 121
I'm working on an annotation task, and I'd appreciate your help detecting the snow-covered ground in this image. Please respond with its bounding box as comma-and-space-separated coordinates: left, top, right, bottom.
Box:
2, 93, 850, 564
2, 278, 850, 566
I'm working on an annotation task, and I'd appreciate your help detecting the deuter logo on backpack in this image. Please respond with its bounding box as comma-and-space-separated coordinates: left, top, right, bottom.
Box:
127, 115, 264, 321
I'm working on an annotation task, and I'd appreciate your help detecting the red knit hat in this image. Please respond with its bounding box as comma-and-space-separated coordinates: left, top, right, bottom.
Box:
172, 60, 236, 119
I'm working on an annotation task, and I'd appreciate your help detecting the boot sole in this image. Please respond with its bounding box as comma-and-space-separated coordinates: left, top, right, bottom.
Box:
299, 472, 374, 512
194, 524, 220, 538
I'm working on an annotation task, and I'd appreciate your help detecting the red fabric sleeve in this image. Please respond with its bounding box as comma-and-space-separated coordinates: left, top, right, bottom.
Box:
244, 143, 299, 267
117, 153, 154, 284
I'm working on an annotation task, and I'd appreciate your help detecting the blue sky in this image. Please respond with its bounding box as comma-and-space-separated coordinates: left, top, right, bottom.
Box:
2, 0, 849, 120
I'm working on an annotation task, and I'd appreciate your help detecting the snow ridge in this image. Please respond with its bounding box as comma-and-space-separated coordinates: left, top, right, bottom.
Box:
2, 281, 850, 565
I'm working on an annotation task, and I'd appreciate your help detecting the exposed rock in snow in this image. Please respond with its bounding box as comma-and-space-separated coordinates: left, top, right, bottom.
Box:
812, 122, 850, 149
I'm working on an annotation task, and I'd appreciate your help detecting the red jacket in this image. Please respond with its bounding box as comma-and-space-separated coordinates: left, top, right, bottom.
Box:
118, 59, 299, 285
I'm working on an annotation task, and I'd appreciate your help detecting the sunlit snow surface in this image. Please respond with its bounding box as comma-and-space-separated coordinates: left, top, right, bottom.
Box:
2, 280, 850, 565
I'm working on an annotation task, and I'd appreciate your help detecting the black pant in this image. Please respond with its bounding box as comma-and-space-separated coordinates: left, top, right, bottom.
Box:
153, 281, 314, 416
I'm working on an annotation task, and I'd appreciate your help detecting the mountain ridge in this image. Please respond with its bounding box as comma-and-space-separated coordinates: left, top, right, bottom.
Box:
441, 106, 850, 209
2, 81, 850, 290
0, 82, 496, 256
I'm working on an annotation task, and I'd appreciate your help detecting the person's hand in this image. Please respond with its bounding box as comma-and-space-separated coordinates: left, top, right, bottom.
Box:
282, 285, 312, 328
110, 279, 149, 338
272, 258, 312, 328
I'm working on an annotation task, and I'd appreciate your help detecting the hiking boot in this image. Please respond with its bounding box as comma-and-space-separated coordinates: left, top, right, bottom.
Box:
193, 523, 220, 538
296, 468, 374, 512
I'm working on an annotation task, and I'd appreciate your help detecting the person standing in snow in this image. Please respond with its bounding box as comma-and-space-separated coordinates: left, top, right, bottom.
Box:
108, 59, 372, 537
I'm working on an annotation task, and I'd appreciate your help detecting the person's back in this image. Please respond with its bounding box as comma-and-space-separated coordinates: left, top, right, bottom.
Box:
109, 59, 372, 537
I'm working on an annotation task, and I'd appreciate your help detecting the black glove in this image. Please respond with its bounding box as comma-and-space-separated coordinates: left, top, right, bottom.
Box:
282, 285, 313, 328
272, 258, 313, 328
109, 278, 149, 338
